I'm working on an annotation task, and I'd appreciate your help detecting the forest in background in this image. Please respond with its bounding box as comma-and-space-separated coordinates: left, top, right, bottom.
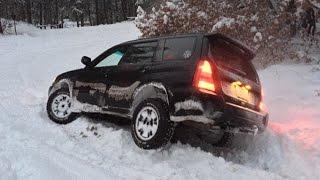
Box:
135, 0, 320, 66
0, 0, 319, 66
0, 0, 148, 27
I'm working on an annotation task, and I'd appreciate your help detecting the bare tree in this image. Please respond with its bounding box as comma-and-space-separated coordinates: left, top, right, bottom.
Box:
25, 0, 32, 23
0, 0, 3, 34
95, 0, 100, 25
0, 20, 3, 34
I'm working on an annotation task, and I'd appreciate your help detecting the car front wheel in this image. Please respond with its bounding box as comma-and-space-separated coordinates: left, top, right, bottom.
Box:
47, 89, 78, 124
131, 99, 175, 149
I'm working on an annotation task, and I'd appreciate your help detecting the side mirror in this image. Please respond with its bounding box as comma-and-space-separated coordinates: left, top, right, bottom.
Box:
81, 56, 92, 67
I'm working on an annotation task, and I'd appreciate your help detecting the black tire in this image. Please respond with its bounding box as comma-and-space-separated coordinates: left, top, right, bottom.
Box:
213, 132, 234, 147
46, 88, 78, 124
131, 99, 175, 150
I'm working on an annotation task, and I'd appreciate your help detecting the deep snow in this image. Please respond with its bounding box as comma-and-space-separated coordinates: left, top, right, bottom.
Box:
0, 22, 319, 180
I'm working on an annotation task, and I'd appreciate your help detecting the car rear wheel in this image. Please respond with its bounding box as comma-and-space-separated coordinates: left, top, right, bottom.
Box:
131, 99, 175, 149
47, 89, 78, 124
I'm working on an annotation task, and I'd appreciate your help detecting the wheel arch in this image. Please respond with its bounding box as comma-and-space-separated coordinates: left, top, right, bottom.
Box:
130, 82, 172, 117
49, 79, 74, 97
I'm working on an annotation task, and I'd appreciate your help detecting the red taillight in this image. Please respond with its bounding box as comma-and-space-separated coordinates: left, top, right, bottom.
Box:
193, 60, 216, 94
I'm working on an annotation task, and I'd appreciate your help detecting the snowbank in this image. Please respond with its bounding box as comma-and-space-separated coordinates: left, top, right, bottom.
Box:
0, 22, 319, 180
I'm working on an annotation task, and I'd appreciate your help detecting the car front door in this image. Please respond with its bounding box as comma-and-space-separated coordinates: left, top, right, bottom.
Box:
73, 45, 128, 109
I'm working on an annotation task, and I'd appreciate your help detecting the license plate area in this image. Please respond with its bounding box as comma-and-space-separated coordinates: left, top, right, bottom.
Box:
222, 81, 255, 105
231, 82, 250, 102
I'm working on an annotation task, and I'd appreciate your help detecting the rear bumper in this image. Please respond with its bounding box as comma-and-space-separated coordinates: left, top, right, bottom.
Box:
220, 102, 268, 132
171, 94, 268, 132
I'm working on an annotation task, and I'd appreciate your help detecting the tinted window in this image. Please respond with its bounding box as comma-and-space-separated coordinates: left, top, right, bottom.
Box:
95, 47, 127, 67
120, 41, 157, 65
209, 38, 257, 81
163, 37, 196, 61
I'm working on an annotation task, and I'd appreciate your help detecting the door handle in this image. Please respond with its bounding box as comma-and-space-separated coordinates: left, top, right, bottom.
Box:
140, 66, 151, 73
140, 68, 147, 73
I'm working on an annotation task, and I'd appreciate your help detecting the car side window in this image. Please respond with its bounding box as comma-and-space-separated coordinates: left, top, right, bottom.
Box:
95, 47, 127, 67
119, 41, 158, 65
163, 37, 196, 61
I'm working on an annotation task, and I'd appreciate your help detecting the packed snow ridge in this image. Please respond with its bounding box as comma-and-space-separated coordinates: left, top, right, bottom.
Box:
0, 22, 320, 180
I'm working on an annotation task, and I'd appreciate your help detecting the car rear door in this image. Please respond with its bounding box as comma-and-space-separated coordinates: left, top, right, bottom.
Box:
104, 41, 159, 111
140, 36, 202, 102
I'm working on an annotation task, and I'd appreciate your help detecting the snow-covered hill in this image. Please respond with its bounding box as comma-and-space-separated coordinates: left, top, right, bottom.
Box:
0, 22, 319, 180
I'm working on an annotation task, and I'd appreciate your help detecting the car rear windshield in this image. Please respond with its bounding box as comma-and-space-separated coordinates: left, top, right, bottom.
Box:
208, 38, 257, 82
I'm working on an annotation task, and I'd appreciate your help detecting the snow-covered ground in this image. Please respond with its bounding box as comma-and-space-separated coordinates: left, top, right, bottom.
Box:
0, 22, 319, 180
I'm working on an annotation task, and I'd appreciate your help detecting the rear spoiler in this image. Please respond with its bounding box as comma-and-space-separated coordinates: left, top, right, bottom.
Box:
205, 33, 256, 60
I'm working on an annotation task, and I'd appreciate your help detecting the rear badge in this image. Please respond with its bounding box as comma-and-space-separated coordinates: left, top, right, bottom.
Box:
183, 50, 192, 59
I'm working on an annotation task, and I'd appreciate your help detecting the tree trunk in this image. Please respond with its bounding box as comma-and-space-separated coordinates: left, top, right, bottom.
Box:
76, 15, 80, 27
55, 0, 59, 24
95, 0, 100, 25
121, 0, 127, 20
114, 0, 118, 22
88, 6, 92, 26
47, 2, 53, 25
128, 0, 136, 17
106, 0, 112, 24
39, 3, 43, 25
81, 14, 84, 26
26, 0, 32, 24
13, 15, 17, 35
103, 0, 107, 24
0, 20, 3, 34
0, 1, 3, 34
61, 18, 64, 28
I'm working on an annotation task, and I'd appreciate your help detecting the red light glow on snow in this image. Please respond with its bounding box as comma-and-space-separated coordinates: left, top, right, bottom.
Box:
268, 110, 320, 150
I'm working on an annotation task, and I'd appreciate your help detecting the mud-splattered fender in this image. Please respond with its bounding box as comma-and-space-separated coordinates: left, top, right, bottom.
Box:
130, 82, 170, 116
48, 79, 74, 97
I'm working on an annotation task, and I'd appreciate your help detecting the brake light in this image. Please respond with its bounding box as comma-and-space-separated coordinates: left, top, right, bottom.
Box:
193, 60, 216, 94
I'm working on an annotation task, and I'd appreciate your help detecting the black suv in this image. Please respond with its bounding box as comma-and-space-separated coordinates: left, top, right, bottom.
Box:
47, 33, 268, 149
